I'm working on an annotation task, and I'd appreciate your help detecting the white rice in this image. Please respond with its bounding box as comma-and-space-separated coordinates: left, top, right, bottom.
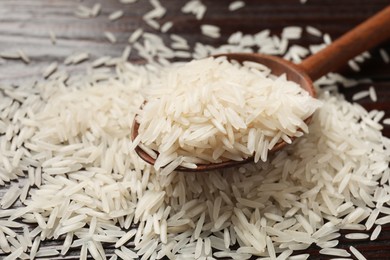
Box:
161, 21, 173, 33
181, 0, 207, 20
201, 24, 221, 38
319, 248, 351, 257
1, 185, 21, 209
370, 225, 381, 241
128, 28, 143, 43
348, 60, 360, 72
282, 26, 302, 40
35, 249, 60, 257
74, 3, 102, 19
375, 215, 390, 225
144, 18, 160, 30
74, 5, 91, 18
109, 10, 124, 21
92, 56, 112, 67
136, 57, 321, 172
91, 3, 102, 17
3, 247, 23, 260
0, 51, 20, 59
369, 86, 377, 102
288, 254, 309, 260
0, 2, 389, 260
229, 1, 245, 11
323, 33, 332, 45
344, 233, 369, 240
18, 49, 30, 64
64, 52, 89, 65
49, 30, 57, 45
122, 45, 132, 60
119, 0, 138, 3
104, 31, 117, 44
352, 90, 369, 101
306, 26, 322, 37
349, 246, 367, 260
379, 48, 389, 63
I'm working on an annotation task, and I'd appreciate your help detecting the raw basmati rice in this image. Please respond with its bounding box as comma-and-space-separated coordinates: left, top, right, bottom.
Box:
352, 90, 369, 101
3, 247, 23, 260
201, 24, 221, 38
144, 18, 160, 30
229, 1, 245, 11
349, 246, 367, 260
104, 31, 117, 43
0, 2, 389, 260
306, 26, 322, 37
35, 249, 60, 257
369, 86, 377, 102
17, 49, 30, 64
91, 3, 102, 17
282, 26, 302, 40
74, 4, 98, 18
119, 0, 138, 3
0, 185, 21, 209
288, 254, 309, 260
109, 10, 124, 21
375, 215, 390, 225
92, 56, 112, 67
370, 225, 381, 241
181, 0, 206, 20
323, 33, 332, 45
135, 57, 320, 172
319, 248, 351, 257
379, 48, 389, 63
0, 51, 21, 59
49, 30, 56, 45
345, 233, 369, 240
128, 28, 143, 43
348, 60, 360, 71
64, 52, 89, 65
161, 21, 173, 33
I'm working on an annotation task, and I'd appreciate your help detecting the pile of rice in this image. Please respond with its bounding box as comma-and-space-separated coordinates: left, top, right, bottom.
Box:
0, 1, 389, 260
134, 57, 321, 171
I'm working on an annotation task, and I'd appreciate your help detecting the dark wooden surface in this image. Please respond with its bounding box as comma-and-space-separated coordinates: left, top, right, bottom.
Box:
0, 0, 390, 259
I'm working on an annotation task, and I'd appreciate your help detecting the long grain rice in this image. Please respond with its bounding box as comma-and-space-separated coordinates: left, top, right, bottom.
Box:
109, 10, 124, 21
0, 2, 389, 260
349, 246, 367, 260
319, 248, 351, 257
379, 48, 389, 63
369, 86, 377, 102
352, 90, 369, 101
42, 62, 58, 78
104, 32, 117, 44
306, 26, 322, 37
229, 1, 245, 11
201, 25, 221, 38
370, 225, 381, 241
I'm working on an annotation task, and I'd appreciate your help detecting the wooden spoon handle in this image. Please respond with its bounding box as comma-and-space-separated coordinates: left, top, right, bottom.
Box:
299, 6, 390, 81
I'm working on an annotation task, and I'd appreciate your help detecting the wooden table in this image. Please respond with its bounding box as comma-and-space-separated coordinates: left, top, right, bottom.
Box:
0, 0, 389, 259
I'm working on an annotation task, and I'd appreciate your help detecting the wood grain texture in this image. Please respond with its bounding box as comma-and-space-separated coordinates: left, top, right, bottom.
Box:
0, 0, 390, 259
299, 6, 390, 80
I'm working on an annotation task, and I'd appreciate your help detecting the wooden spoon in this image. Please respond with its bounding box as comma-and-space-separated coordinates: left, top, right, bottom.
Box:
131, 6, 390, 172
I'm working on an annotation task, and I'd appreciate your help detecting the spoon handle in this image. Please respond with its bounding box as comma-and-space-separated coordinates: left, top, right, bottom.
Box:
299, 6, 390, 81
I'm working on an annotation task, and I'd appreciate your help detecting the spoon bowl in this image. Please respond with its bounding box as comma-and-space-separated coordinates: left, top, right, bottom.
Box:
132, 6, 390, 172
131, 53, 315, 172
